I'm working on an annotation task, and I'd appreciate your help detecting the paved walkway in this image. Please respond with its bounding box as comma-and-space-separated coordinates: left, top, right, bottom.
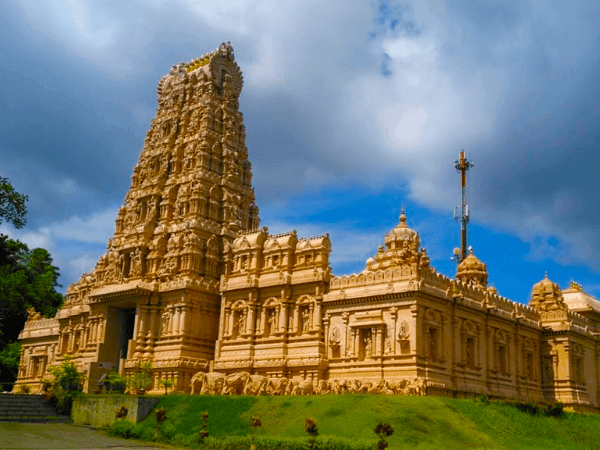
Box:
0, 423, 168, 450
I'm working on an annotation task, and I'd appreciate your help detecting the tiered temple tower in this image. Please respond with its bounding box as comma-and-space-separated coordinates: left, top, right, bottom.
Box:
17, 43, 260, 392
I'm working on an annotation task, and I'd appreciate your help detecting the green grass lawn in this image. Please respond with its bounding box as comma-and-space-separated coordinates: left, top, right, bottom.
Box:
130, 394, 600, 450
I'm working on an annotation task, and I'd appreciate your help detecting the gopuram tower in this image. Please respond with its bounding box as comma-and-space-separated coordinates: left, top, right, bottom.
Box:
16, 43, 260, 392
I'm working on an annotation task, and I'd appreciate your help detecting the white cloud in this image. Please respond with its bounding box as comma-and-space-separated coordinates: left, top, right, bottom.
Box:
49, 208, 118, 244
0, 206, 118, 292
6, 0, 600, 280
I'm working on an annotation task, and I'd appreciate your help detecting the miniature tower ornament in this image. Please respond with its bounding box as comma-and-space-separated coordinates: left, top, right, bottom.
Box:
453, 150, 474, 262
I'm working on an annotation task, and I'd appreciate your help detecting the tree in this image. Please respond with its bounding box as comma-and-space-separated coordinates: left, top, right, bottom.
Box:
0, 176, 28, 229
0, 235, 63, 342
0, 176, 63, 387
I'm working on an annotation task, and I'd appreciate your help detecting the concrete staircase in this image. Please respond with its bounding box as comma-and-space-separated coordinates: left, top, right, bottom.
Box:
0, 394, 71, 423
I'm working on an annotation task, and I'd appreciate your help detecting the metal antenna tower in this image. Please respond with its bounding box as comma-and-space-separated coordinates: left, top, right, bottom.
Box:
453, 150, 474, 263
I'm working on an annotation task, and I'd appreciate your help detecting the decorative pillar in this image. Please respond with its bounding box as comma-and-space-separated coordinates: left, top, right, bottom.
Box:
476, 324, 482, 369
172, 307, 180, 335
507, 332, 514, 377
220, 306, 229, 339
410, 304, 418, 356
323, 314, 330, 356
390, 307, 398, 355
292, 306, 299, 334
259, 307, 266, 335
247, 305, 256, 336
226, 308, 233, 337
179, 305, 187, 335
137, 307, 147, 339
314, 299, 322, 331
149, 309, 158, 339
98, 319, 104, 343
485, 324, 492, 384
280, 302, 290, 335
562, 342, 571, 383
342, 313, 349, 357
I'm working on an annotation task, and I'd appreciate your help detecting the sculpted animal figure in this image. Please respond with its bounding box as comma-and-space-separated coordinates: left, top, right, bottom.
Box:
347, 380, 362, 393
291, 379, 314, 395
269, 377, 290, 395
222, 372, 250, 395
205, 372, 227, 395
412, 377, 427, 396
243, 375, 270, 396
381, 381, 395, 396
330, 379, 347, 394
315, 380, 331, 395
359, 381, 373, 393
393, 379, 408, 396
190, 372, 227, 395
368, 379, 386, 394
189, 371, 207, 394
208, 376, 225, 395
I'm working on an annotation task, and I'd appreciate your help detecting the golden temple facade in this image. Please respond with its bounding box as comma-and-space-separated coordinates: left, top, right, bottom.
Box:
15, 44, 600, 410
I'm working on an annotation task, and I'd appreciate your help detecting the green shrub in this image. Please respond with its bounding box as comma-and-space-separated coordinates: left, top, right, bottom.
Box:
132, 423, 154, 441
158, 378, 175, 394
106, 372, 127, 392
109, 419, 136, 438
160, 422, 176, 440
194, 435, 373, 450
47, 355, 86, 391
513, 400, 540, 416
543, 402, 564, 417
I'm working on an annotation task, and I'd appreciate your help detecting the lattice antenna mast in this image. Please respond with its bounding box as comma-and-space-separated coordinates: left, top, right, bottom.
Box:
453, 150, 474, 262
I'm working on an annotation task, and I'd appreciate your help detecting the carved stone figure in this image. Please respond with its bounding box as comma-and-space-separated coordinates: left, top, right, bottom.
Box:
302, 309, 310, 333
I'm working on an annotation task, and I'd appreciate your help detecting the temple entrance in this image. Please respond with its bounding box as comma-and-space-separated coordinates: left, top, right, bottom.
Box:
118, 308, 136, 360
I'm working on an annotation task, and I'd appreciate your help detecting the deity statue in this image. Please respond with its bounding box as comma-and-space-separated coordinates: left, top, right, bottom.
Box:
267, 310, 277, 336
365, 336, 372, 358
237, 313, 246, 335
302, 309, 311, 333
130, 249, 143, 277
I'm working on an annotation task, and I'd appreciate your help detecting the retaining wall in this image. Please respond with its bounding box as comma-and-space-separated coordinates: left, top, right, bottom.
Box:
72, 395, 160, 428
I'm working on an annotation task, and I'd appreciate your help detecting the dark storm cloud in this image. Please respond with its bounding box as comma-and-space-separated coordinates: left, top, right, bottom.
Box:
3, 0, 600, 291
444, 0, 600, 268
0, 0, 234, 225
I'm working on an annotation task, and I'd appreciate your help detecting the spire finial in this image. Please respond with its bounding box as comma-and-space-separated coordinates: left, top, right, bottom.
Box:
399, 206, 406, 226
544, 271, 548, 279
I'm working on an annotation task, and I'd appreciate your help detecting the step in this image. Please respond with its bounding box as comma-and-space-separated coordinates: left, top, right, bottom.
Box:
0, 415, 71, 423
0, 394, 71, 423
1, 408, 59, 415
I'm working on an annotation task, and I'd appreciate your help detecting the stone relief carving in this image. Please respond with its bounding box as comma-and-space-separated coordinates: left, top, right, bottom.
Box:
398, 320, 410, 341
329, 327, 341, 347
189, 371, 428, 397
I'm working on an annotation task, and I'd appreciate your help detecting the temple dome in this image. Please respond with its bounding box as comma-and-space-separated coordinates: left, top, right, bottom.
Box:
456, 250, 488, 288
529, 272, 567, 312
384, 209, 420, 250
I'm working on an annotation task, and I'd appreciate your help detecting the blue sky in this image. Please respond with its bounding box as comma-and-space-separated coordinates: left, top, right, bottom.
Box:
1, 0, 600, 305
